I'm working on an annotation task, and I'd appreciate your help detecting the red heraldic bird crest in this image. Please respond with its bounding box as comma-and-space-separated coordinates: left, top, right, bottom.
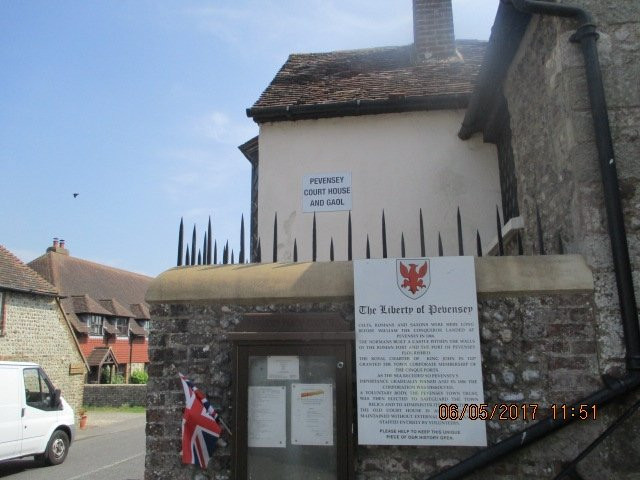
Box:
397, 259, 430, 299
179, 373, 222, 469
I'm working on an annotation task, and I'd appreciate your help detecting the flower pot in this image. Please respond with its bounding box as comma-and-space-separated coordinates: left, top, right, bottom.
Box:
79, 414, 88, 430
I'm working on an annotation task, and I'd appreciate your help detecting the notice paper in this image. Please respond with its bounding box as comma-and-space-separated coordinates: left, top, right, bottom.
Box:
267, 356, 300, 380
248, 386, 286, 448
291, 383, 334, 446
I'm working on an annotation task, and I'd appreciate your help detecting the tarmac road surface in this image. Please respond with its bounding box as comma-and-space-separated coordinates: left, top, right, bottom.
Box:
0, 411, 146, 480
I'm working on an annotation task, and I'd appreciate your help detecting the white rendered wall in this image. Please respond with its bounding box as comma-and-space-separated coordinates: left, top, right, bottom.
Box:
257, 110, 501, 262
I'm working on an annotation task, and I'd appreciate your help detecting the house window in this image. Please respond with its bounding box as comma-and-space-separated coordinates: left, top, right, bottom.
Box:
88, 315, 103, 336
115, 317, 129, 337
139, 320, 150, 332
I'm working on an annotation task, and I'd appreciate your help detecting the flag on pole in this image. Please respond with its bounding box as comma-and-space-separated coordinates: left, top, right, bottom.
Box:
179, 373, 223, 469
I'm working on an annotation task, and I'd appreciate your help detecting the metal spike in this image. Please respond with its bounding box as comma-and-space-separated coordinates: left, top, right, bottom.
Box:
330, 238, 334, 261
419, 209, 425, 257
223, 241, 229, 265
213, 240, 218, 265
273, 213, 278, 262
476, 230, 482, 257
557, 232, 564, 254
382, 210, 387, 259
438, 233, 443, 257
312, 213, 317, 262
240, 214, 245, 264
401, 233, 406, 258
256, 238, 261, 263
518, 231, 524, 255
496, 207, 504, 256
231, 250, 234, 265
536, 204, 545, 255
347, 212, 352, 261
293, 239, 298, 262
191, 225, 197, 265
457, 207, 464, 256
207, 216, 212, 265
366, 235, 371, 259
177, 218, 184, 266
202, 232, 207, 266
185, 245, 190, 266
197, 249, 202, 265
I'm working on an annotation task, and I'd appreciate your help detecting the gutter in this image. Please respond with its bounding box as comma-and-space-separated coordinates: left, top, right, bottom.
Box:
246, 94, 469, 123
434, 1, 640, 478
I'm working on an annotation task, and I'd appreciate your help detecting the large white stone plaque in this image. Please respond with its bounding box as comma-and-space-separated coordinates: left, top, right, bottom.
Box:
354, 257, 486, 446
302, 172, 351, 212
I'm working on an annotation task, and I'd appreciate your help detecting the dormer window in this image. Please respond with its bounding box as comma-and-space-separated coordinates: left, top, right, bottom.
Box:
114, 317, 129, 337
87, 314, 104, 336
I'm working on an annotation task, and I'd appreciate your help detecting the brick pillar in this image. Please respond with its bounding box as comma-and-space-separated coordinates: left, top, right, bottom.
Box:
412, 0, 456, 61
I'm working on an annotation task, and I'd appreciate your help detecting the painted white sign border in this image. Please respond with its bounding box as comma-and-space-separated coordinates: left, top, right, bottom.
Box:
354, 256, 486, 446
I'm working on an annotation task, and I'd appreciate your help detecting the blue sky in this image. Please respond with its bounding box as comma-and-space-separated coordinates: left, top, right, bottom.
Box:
0, 0, 498, 276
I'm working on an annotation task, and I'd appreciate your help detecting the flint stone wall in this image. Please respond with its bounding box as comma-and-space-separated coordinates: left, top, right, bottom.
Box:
144, 290, 639, 480
0, 291, 87, 415
84, 384, 147, 407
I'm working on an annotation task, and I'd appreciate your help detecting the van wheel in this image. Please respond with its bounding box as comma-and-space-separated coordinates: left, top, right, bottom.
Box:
44, 430, 69, 465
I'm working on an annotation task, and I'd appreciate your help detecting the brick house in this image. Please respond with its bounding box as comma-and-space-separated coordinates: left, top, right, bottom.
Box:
0, 245, 87, 413
29, 239, 152, 383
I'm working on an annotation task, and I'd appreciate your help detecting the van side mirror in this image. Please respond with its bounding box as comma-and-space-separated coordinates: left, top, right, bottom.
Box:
51, 389, 62, 409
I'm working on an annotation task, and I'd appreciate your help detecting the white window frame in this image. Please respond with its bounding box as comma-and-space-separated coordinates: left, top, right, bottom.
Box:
114, 317, 129, 337
88, 314, 104, 336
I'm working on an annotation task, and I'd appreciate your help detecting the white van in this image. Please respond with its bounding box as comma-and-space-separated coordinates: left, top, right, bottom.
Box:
0, 361, 75, 465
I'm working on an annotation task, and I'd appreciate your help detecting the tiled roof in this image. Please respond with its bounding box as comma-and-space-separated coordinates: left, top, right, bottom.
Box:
129, 319, 147, 337
86, 347, 117, 367
60, 298, 89, 334
98, 298, 135, 318
248, 40, 486, 122
129, 303, 150, 320
28, 250, 151, 308
0, 245, 58, 296
69, 294, 112, 316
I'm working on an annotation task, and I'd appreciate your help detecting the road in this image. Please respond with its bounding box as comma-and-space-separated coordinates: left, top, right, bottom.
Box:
0, 412, 145, 480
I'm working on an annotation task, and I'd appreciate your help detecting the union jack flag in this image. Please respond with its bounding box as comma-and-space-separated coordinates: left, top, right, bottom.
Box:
179, 373, 222, 469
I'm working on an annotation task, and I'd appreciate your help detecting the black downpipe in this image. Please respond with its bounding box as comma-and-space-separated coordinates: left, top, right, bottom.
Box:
429, 373, 640, 480
430, 1, 640, 478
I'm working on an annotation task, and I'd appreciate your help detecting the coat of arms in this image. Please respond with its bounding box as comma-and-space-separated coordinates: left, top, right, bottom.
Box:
396, 259, 430, 299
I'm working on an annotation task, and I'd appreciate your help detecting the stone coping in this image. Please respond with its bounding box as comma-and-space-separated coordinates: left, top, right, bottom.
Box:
146, 255, 593, 305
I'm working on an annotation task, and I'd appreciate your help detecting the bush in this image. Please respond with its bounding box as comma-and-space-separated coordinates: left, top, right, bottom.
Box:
111, 373, 125, 384
130, 370, 149, 384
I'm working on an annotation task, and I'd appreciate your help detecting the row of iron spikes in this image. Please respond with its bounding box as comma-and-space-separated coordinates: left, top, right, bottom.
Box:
178, 203, 556, 266
177, 215, 246, 266
267, 207, 495, 262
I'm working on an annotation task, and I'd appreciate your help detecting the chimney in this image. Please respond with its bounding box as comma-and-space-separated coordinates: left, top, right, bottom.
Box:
412, 0, 456, 62
46, 237, 70, 255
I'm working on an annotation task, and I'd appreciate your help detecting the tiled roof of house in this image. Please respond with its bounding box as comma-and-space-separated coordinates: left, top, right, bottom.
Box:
86, 347, 117, 367
59, 298, 90, 334
248, 40, 486, 122
129, 303, 150, 320
129, 319, 148, 337
68, 294, 112, 316
28, 250, 151, 307
98, 298, 136, 318
0, 245, 58, 296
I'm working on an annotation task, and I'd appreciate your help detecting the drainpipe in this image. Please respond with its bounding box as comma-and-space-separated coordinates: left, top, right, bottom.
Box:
429, 1, 640, 478
511, 0, 640, 372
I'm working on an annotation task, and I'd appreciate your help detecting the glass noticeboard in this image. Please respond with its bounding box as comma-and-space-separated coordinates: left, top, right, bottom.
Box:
246, 355, 338, 480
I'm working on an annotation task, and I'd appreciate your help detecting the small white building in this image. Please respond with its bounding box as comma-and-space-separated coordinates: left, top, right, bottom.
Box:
242, 0, 505, 262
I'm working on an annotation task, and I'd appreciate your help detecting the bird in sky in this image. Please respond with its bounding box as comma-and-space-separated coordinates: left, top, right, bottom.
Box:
73, 193, 79, 198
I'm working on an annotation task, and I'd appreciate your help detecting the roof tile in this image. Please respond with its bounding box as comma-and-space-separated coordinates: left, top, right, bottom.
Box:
0, 245, 58, 296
